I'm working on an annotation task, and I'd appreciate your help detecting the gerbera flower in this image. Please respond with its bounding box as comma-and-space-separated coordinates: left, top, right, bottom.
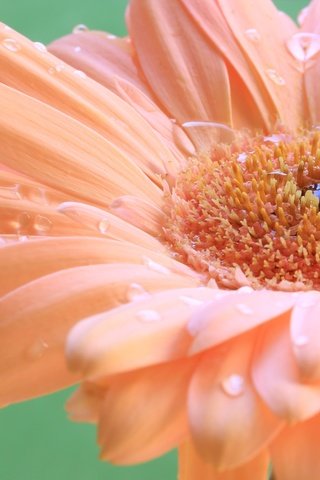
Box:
1, 0, 320, 478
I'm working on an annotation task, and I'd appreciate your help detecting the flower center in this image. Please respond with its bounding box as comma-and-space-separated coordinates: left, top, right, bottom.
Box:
163, 130, 320, 290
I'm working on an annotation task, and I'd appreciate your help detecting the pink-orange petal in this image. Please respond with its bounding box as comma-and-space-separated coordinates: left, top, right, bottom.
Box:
66, 382, 104, 423
270, 413, 320, 480
66, 287, 222, 378
0, 263, 197, 406
179, 441, 270, 480
188, 333, 282, 470
0, 83, 162, 207
0, 26, 180, 183
252, 315, 320, 422
188, 290, 295, 355
217, 0, 304, 131
0, 236, 198, 296
129, 0, 232, 138
97, 358, 195, 464
290, 292, 320, 381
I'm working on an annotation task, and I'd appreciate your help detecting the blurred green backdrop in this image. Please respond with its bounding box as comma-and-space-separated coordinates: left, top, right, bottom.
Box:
0, 0, 309, 479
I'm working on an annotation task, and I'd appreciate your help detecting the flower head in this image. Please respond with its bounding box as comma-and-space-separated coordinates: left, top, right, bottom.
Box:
1, 0, 320, 479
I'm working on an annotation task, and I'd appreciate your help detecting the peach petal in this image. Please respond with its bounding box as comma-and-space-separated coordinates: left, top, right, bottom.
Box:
180, 0, 275, 129
0, 236, 198, 296
305, 59, 320, 124
66, 287, 220, 378
299, 0, 320, 33
252, 315, 320, 422
0, 83, 162, 208
290, 292, 320, 381
109, 195, 165, 237
188, 333, 282, 469
97, 359, 194, 464
217, 0, 303, 131
0, 25, 184, 183
189, 290, 295, 355
179, 441, 270, 480
129, 0, 232, 142
66, 382, 104, 423
0, 263, 196, 406
270, 414, 320, 480
57, 201, 165, 251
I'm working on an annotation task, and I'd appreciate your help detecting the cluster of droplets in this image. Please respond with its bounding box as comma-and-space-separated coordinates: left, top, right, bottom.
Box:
163, 130, 320, 290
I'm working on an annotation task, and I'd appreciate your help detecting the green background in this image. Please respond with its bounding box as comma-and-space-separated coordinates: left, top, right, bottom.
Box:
0, 1, 308, 479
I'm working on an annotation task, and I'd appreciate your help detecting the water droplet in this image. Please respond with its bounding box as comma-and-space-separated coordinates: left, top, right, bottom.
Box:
2, 38, 20, 52
98, 218, 109, 234
73, 24, 88, 34
0, 185, 20, 200
266, 68, 286, 86
236, 303, 253, 315
126, 283, 150, 302
74, 46, 82, 53
17, 211, 31, 231
136, 309, 162, 323
221, 374, 245, 397
48, 63, 65, 75
237, 286, 254, 293
18, 235, 28, 242
73, 69, 87, 79
287, 33, 320, 63
293, 335, 309, 347
107, 34, 117, 39
298, 6, 310, 26
33, 41, 47, 53
179, 295, 206, 307
33, 215, 52, 234
142, 256, 171, 275
244, 28, 260, 43
237, 153, 247, 163
26, 339, 48, 360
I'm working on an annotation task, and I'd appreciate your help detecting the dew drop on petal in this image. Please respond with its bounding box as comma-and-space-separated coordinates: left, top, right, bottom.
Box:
73, 69, 87, 79
136, 309, 162, 323
236, 303, 254, 315
237, 286, 254, 293
18, 235, 29, 243
26, 339, 49, 360
142, 256, 171, 275
17, 211, 31, 231
266, 68, 286, 86
2, 38, 20, 52
72, 24, 88, 34
287, 33, 320, 62
293, 334, 309, 347
244, 28, 261, 43
221, 374, 245, 397
48, 63, 65, 75
126, 283, 150, 302
33, 215, 52, 234
74, 46, 82, 53
179, 295, 206, 307
237, 153, 248, 163
107, 34, 117, 39
33, 41, 47, 53
98, 218, 109, 234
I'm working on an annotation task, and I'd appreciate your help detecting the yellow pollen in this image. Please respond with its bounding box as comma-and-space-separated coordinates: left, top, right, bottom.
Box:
163, 130, 320, 290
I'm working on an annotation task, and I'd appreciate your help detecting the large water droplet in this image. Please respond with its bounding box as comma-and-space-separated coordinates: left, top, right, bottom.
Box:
126, 283, 150, 302
2, 38, 21, 52
33, 41, 47, 53
236, 303, 253, 315
33, 215, 52, 234
72, 24, 88, 34
244, 28, 261, 43
26, 339, 49, 360
266, 68, 286, 86
287, 33, 320, 62
136, 309, 162, 323
98, 218, 109, 234
74, 46, 82, 53
221, 374, 245, 397
73, 69, 87, 79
